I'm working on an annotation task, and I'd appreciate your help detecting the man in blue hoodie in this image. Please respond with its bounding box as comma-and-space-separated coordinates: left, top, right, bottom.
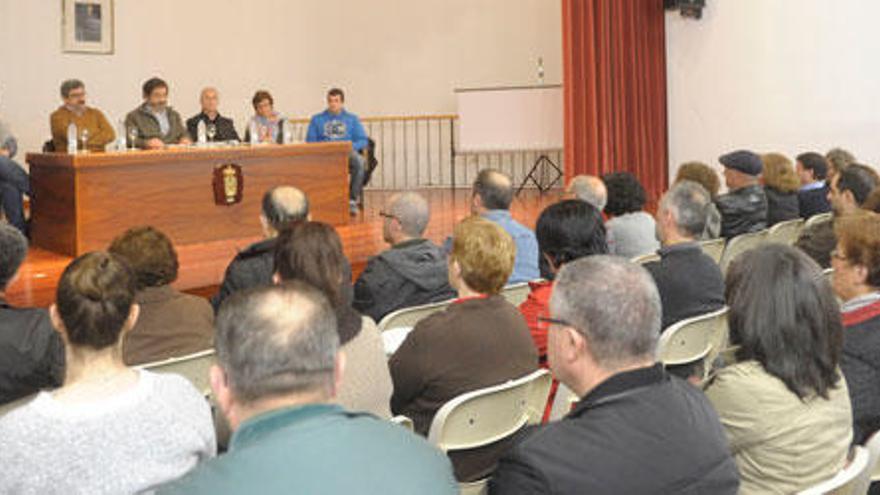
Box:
306, 88, 368, 215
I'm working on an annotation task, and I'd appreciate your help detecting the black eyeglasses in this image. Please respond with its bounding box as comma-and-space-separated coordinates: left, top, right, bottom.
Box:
537, 316, 575, 328
831, 249, 848, 263
379, 211, 397, 221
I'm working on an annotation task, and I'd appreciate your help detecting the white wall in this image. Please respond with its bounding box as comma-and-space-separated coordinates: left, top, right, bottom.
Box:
666, 0, 880, 179
0, 0, 561, 157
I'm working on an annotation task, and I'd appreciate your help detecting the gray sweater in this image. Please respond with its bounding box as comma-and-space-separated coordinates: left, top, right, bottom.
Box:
0, 369, 216, 494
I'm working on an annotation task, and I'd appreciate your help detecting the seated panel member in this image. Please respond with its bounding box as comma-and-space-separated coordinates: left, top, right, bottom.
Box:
243, 90, 285, 145
50, 79, 115, 152
125, 77, 191, 150
186, 87, 240, 142
306, 88, 367, 215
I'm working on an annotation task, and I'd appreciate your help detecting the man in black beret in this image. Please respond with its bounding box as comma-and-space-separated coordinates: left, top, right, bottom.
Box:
715, 149, 768, 238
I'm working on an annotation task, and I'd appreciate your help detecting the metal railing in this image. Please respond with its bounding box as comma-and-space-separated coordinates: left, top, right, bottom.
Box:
288, 114, 564, 191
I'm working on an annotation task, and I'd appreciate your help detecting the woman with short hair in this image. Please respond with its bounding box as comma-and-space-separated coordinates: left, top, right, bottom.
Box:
705, 244, 852, 494
833, 211, 880, 445
0, 252, 216, 494
245, 90, 285, 144
602, 171, 660, 257
761, 152, 800, 226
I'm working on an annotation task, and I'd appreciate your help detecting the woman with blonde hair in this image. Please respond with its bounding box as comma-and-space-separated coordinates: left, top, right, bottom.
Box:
761, 152, 800, 226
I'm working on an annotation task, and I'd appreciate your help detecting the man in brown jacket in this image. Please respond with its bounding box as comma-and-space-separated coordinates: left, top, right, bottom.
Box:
389, 216, 538, 482
124, 77, 191, 150
50, 79, 116, 152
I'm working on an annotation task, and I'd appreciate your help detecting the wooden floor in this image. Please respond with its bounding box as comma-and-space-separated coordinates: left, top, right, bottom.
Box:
6, 188, 563, 308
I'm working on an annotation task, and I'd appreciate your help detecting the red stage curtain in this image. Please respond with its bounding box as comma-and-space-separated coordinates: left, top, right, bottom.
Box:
562, 0, 668, 202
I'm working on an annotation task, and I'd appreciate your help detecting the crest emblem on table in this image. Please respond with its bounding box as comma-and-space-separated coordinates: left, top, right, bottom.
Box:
212, 163, 243, 205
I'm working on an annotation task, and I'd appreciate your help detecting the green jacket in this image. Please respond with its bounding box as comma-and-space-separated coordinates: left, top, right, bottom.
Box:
158, 404, 457, 495
124, 104, 187, 148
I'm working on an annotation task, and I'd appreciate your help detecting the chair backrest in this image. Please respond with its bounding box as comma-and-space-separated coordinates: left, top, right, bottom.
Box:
548, 383, 579, 422
864, 430, 880, 484
766, 218, 805, 246
805, 212, 833, 229
500, 282, 534, 307
0, 394, 36, 418
658, 307, 729, 377
459, 480, 488, 495
719, 230, 768, 274
139, 348, 216, 395
798, 446, 870, 495
390, 415, 414, 431
698, 237, 727, 265
427, 369, 551, 453
377, 299, 454, 333
631, 252, 661, 265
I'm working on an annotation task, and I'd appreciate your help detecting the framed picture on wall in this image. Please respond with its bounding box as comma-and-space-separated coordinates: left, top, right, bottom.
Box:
62, 0, 114, 54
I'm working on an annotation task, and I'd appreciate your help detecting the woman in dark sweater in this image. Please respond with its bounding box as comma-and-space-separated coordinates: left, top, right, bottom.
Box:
832, 212, 880, 445
761, 153, 800, 226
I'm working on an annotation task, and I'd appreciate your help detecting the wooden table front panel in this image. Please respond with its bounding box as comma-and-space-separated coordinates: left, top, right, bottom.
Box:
28, 142, 350, 256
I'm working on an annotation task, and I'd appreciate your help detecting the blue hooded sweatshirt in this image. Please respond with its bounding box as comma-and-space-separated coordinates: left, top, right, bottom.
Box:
305, 109, 368, 151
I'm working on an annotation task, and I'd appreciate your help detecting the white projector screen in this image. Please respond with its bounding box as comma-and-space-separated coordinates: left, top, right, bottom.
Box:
455, 84, 563, 153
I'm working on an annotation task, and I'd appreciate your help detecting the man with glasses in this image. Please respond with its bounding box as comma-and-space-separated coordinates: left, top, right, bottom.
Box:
490, 256, 739, 494
50, 79, 116, 152
353, 192, 454, 322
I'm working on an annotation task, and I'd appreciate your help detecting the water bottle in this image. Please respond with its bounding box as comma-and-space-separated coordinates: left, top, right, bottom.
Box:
197, 120, 207, 145
67, 122, 78, 154
282, 120, 292, 144
249, 120, 259, 145
116, 119, 127, 150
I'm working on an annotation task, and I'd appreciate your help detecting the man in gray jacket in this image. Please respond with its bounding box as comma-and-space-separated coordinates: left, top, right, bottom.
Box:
0, 118, 30, 234
354, 192, 455, 322
125, 77, 191, 149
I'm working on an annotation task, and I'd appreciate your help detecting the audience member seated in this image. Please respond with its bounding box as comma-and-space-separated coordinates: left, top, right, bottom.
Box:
274, 222, 392, 418
796, 163, 879, 267
125, 77, 191, 149
826, 147, 857, 183
602, 171, 659, 258
159, 282, 457, 494
465, 169, 540, 284
704, 244, 852, 494
108, 226, 213, 365
0, 224, 64, 405
674, 161, 722, 238
761, 152, 800, 226
244, 90, 285, 144
0, 252, 216, 493
565, 175, 607, 212
0, 116, 30, 234
212, 186, 353, 311
832, 212, 880, 445
306, 88, 368, 215
715, 149, 768, 238
519, 199, 607, 365
50, 79, 116, 152
186, 87, 240, 142
490, 256, 739, 494
796, 151, 832, 218
391, 216, 538, 481
353, 192, 454, 322
645, 181, 724, 331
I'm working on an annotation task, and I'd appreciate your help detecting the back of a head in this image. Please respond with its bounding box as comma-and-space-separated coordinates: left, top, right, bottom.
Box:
675, 161, 720, 198
473, 169, 514, 211
262, 186, 309, 232
56, 252, 136, 350
567, 175, 608, 211
762, 153, 800, 193
796, 152, 829, 182
389, 192, 430, 238
0, 223, 28, 291
452, 216, 515, 295
838, 164, 880, 206
864, 188, 880, 214
108, 226, 179, 290
602, 171, 647, 217
536, 199, 608, 279
215, 281, 339, 404
725, 244, 842, 399
274, 221, 345, 307
826, 148, 856, 175
662, 180, 712, 239
550, 256, 661, 369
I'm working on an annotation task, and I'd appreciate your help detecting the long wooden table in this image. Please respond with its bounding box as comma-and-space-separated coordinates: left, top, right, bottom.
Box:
26, 142, 351, 257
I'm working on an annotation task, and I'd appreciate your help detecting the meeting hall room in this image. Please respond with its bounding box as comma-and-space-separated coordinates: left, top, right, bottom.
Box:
1, 0, 880, 493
